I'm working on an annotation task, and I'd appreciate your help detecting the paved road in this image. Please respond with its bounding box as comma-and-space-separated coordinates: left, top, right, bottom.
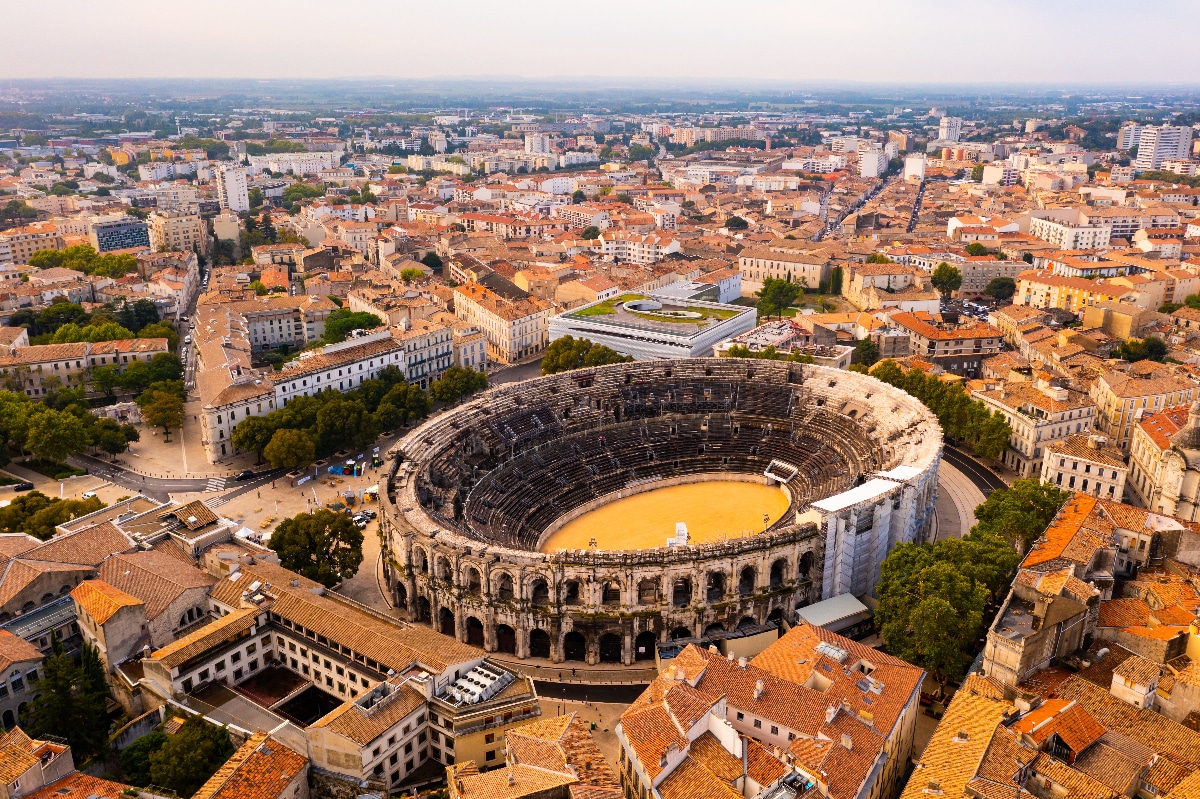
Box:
942, 446, 1007, 496
533, 681, 649, 703
67, 452, 282, 502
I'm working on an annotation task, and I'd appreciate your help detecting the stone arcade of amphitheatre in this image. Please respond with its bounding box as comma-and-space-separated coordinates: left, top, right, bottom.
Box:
379, 358, 942, 667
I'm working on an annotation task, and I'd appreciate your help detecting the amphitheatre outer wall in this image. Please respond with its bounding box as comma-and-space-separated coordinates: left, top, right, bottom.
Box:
379, 358, 942, 667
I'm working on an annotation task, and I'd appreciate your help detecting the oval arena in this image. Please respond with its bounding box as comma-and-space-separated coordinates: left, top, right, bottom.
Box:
379, 358, 942, 667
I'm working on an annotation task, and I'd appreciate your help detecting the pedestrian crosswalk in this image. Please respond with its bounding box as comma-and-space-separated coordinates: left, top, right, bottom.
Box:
205, 478, 227, 491
206, 494, 230, 508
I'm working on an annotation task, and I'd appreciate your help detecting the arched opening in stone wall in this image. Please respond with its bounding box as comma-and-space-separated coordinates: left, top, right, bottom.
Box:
635, 631, 658, 660
414, 549, 428, 573
737, 615, 758, 630
416, 596, 431, 623
599, 633, 622, 663
672, 578, 692, 607
497, 573, 514, 601
563, 631, 587, 661
1, 710, 11, 730
496, 624, 517, 654
437, 557, 453, 581
767, 607, 784, 625
439, 607, 455, 636
531, 579, 550, 607
738, 567, 755, 596
466, 616, 485, 647
669, 627, 692, 640
602, 581, 621, 605
466, 567, 482, 595
394, 583, 408, 608
706, 572, 726, 602
638, 579, 659, 604
563, 580, 581, 605
529, 629, 552, 659
799, 552, 813, 579
770, 559, 787, 588
703, 622, 725, 636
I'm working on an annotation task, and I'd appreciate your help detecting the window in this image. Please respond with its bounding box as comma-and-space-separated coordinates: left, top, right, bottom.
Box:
736, 712, 744, 721
484, 751, 496, 762
232, 652, 242, 663
484, 733, 495, 744
753, 719, 762, 729
389, 753, 398, 766
771, 725, 779, 736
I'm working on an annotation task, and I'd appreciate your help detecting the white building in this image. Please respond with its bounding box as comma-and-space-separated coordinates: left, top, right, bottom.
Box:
903, 153, 926, 182
1134, 125, 1193, 171
524, 133, 552, 154
971, 378, 1098, 479
859, 148, 888, 178
938, 116, 963, 143
1118, 122, 1142, 151
215, 165, 250, 213
1040, 434, 1128, 501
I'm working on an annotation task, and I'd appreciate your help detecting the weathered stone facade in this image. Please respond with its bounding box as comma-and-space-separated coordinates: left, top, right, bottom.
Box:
381, 358, 941, 666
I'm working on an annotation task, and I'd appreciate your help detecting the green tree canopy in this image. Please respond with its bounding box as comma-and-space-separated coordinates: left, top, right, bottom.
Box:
725, 215, 749, 230
984, 276, 1017, 301
323, 310, 383, 343
399, 267, 425, 284
263, 428, 316, 470
865, 253, 892, 264
120, 731, 168, 786
22, 637, 109, 758
853, 338, 879, 366
430, 366, 489, 405
1117, 336, 1168, 363
0, 491, 104, 540
27, 408, 88, 464
140, 390, 185, 441
541, 336, 633, 375
148, 717, 235, 798
965, 242, 990, 257
580, 226, 601, 240
931, 262, 963, 296
755, 277, 802, 319
231, 415, 278, 462
271, 509, 364, 587
971, 478, 1070, 553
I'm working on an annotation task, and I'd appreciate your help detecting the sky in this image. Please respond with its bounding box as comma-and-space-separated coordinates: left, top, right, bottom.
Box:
4, 0, 1200, 85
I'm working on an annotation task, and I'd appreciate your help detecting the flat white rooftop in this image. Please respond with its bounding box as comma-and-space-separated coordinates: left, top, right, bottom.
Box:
811, 478, 899, 513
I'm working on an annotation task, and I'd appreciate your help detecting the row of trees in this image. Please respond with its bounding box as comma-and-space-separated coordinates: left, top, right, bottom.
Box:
541, 335, 632, 374
722, 344, 815, 364
0, 491, 105, 540
28, 245, 138, 279
876, 479, 1069, 683
10, 297, 161, 340
0, 390, 144, 468
868, 360, 1012, 459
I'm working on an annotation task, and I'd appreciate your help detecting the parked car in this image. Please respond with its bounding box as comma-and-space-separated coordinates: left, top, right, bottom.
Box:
81, 491, 98, 499
235, 470, 255, 481
12, 482, 33, 491
359, 509, 377, 519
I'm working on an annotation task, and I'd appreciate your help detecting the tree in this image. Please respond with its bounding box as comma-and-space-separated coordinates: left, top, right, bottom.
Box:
965, 242, 990, 257
580, 226, 601, 240
971, 478, 1070, 553
1117, 336, 1168, 363
90, 417, 134, 456
316, 397, 374, 452
271, 510, 364, 587
971, 163, 986, 182
249, 280, 269, 296
377, 382, 430, 427
141, 391, 185, 442
148, 717, 235, 799
865, 253, 892, 264
984, 276, 1017, 301
120, 731, 168, 786
725, 216, 749, 230
146, 352, 184, 383
541, 336, 632, 375
755, 278, 802, 319
139, 322, 180, 351
420, 252, 443, 270
829, 265, 844, 295
27, 408, 88, 465
930, 262, 963, 296
22, 636, 109, 759
431, 366, 489, 405
323, 310, 383, 343
231, 416, 277, 463
572, 189, 586, 203
263, 428, 316, 470
852, 338, 879, 367
399, 267, 425, 284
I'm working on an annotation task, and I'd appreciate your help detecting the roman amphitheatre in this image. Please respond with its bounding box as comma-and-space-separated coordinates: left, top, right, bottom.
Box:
379, 358, 941, 667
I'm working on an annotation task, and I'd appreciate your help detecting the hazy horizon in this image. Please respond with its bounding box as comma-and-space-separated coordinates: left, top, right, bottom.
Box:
5, 0, 1200, 84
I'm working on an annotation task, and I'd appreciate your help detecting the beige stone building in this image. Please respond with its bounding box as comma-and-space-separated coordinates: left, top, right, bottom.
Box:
148, 209, 206, 254
453, 283, 551, 365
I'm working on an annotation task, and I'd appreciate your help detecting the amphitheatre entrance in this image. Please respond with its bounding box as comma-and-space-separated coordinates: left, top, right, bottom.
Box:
540, 480, 790, 552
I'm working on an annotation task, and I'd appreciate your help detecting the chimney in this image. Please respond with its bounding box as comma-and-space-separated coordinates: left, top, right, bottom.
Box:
825, 705, 837, 723
754, 680, 764, 700
708, 644, 719, 654
738, 656, 748, 669
507, 771, 515, 787
841, 733, 853, 751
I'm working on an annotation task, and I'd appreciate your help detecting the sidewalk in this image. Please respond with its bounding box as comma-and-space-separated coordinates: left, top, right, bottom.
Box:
934, 460, 986, 540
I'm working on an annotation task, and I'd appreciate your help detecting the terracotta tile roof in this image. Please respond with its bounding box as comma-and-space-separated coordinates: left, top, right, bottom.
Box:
24, 774, 135, 799
191, 733, 307, 799
99, 551, 214, 621
70, 580, 142, 625
0, 738, 38, 783
1113, 655, 1162, 685
506, 714, 619, 792
1014, 700, 1106, 752
148, 608, 261, 670
0, 535, 38, 559
1030, 752, 1116, 799
308, 679, 425, 746
899, 676, 1012, 799
1022, 494, 1108, 569
1097, 598, 1152, 628
450, 763, 577, 799
657, 755, 742, 799
22, 521, 136, 567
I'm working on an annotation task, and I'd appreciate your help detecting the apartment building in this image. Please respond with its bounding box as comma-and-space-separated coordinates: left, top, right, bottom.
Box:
392, 318, 453, 389
0, 222, 64, 265
216, 165, 250, 213
1134, 124, 1193, 171
89, 216, 150, 253
0, 338, 169, 398
1128, 402, 1200, 519
937, 115, 963, 142
738, 246, 831, 294
148, 209, 206, 254
227, 295, 337, 352
595, 231, 680, 264
1041, 434, 1128, 501
617, 623, 924, 799
271, 330, 408, 407
888, 311, 1003, 377
453, 283, 552, 365
972, 378, 1097, 478
958, 256, 1026, 295
1028, 215, 1112, 249
554, 204, 610, 230
1014, 270, 1131, 314
1090, 369, 1197, 452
